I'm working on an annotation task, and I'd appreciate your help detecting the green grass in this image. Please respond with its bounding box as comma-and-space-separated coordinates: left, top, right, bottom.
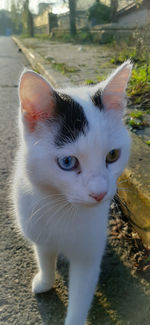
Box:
84, 79, 95, 85
84, 74, 106, 85
34, 30, 95, 45
110, 47, 145, 65
34, 29, 116, 45
128, 66, 150, 109
110, 42, 150, 110
46, 57, 79, 75
127, 119, 148, 129
97, 75, 106, 82
126, 109, 149, 130
33, 67, 40, 74
129, 110, 145, 120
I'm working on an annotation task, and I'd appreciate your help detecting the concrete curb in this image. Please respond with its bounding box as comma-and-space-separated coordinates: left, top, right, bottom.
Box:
117, 133, 150, 247
12, 36, 150, 247
12, 36, 70, 89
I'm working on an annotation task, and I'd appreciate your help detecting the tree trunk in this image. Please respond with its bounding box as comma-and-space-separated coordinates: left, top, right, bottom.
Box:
28, 10, 34, 37
69, 0, 76, 35
22, 0, 34, 37
111, 0, 118, 22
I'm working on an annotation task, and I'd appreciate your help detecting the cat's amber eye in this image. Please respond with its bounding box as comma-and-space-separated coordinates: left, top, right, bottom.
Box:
106, 149, 121, 165
57, 156, 79, 171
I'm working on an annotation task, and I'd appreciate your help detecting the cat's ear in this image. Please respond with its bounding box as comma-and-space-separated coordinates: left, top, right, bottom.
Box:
102, 61, 133, 112
19, 70, 56, 131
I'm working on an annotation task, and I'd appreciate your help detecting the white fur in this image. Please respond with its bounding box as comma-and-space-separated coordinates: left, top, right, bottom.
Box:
13, 62, 132, 325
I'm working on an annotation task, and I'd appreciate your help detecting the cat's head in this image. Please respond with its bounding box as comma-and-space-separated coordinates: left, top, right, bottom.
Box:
19, 61, 132, 206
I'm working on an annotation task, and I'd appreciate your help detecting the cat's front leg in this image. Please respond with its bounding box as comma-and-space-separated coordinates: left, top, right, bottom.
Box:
65, 259, 100, 325
32, 245, 57, 294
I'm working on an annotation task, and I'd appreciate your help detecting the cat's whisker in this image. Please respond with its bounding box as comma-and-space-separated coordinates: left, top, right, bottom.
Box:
67, 202, 77, 221
30, 198, 68, 221
33, 139, 42, 146
67, 207, 77, 228
34, 201, 70, 229
52, 202, 70, 219
70, 198, 85, 205
115, 193, 132, 216
55, 201, 77, 228
72, 204, 79, 221
115, 193, 129, 209
43, 193, 66, 197
66, 203, 78, 226
29, 194, 65, 214
117, 187, 133, 192
30, 198, 64, 217
35, 198, 68, 214
43, 202, 72, 231
117, 179, 128, 185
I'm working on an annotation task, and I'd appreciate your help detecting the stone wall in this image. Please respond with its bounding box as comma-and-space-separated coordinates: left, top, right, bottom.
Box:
57, 11, 88, 30
117, 7, 150, 28
34, 10, 58, 34
76, 0, 134, 11
34, 9, 49, 32
57, 13, 70, 30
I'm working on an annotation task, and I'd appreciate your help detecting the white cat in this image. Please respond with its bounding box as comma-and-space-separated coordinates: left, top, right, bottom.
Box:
13, 61, 132, 325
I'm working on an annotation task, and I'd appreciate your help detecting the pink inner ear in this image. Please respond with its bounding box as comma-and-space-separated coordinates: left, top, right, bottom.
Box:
19, 71, 55, 131
102, 62, 132, 111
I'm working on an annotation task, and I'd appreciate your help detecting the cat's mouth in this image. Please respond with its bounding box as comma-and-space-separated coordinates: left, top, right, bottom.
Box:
67, 194, 108, 207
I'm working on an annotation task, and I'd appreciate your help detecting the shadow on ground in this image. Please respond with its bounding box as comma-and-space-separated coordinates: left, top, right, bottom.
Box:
33, 242, 150, 325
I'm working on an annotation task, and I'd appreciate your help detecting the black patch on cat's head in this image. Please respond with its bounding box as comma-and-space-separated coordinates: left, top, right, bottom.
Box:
53, 92, 89, 147
92, 89, 103, 111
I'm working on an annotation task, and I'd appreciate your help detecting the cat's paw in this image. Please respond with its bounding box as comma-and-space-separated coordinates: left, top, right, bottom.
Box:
32, 272, 54, 294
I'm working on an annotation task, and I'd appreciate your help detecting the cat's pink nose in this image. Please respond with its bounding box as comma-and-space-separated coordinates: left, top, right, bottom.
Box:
89, 192, 107, 202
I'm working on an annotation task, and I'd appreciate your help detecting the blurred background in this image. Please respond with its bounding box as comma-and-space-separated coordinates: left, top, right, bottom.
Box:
0, 1, 149, 39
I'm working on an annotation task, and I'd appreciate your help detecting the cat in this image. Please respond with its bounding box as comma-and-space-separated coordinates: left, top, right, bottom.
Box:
13, 60, 132, 325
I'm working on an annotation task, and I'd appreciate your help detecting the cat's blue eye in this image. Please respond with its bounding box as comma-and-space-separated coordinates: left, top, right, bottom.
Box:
57, 156, 79, 171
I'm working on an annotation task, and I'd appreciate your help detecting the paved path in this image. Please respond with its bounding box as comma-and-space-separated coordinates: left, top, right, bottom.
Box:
21, 38, 114, 87
0, 37, 45, 325
1, 37, 150, 325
